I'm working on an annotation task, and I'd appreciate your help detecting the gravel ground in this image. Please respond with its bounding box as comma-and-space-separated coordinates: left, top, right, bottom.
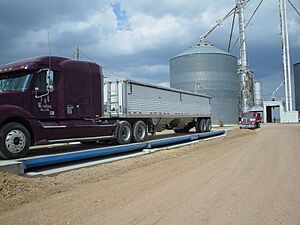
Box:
0, 124, 299, 225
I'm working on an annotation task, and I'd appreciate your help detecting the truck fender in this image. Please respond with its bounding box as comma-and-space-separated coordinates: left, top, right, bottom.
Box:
0, 105, 41, 145
0, 105, 34, 124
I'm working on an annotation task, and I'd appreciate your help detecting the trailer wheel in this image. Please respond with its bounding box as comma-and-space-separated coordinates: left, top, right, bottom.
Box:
116, 121, 132, 145
0, 122, 31, 159
196, 119, 206, 133
132, 121, 148, 142
206, 118, 212, 132
195, 120, 200, 133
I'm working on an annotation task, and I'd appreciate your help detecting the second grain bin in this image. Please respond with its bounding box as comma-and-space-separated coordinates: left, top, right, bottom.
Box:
170, 42, 239, 124
253, 81, 263, 106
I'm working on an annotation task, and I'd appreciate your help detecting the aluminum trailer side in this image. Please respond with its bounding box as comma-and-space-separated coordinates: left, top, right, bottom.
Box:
103, 78, 212, 142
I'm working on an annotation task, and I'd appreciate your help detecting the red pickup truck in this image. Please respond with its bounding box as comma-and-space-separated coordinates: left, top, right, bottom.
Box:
239, 112, 261, 129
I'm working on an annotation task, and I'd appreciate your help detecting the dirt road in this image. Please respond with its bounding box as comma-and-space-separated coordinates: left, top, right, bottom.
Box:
1, 124, 300, 225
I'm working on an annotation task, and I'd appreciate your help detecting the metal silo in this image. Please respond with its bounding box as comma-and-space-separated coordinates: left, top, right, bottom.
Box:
170, 42, 239, 124
253, 81, 263, 106
293, 62, 300, 112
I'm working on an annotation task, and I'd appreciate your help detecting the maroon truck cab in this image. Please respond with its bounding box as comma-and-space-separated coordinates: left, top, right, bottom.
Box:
0, 56, 116, 159
239, 112, 261, 129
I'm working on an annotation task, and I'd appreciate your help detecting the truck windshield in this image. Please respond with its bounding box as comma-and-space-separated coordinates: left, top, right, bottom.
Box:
242, 113, 254, 118
0, 73, 32, 92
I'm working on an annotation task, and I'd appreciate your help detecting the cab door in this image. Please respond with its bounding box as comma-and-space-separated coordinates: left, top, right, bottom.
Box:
31, 70, 57, 119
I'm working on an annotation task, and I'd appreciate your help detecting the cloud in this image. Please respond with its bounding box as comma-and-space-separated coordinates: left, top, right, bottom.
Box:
289, 19, 300, 47
260, 71, 286, 101
0, 0, 299, 101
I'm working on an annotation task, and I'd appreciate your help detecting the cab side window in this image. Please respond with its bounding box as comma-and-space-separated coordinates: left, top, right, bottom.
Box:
34, 71, 56, 91
34, 71, 47, 91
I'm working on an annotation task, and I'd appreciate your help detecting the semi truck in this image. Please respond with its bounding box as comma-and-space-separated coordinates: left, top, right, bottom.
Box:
0, 56, 211, 159
239, 112, 261, 129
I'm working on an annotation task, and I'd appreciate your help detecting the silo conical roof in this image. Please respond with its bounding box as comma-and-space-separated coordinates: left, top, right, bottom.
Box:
172, 42, 235, 59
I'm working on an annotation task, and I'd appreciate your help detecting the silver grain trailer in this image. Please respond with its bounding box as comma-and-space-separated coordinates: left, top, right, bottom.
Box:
103, 78, 212, 143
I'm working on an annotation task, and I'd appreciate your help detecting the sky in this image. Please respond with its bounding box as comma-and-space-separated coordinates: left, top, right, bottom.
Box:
0, 0, 299, 100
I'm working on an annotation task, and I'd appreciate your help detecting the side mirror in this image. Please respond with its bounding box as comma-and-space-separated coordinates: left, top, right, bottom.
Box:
46, 70, 54, 92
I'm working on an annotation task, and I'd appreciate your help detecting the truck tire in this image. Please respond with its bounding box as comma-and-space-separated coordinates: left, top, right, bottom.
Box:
132, 121, 148, 143
0, 122, 31, 159
205, 118, 212, 132
116, 121, 132, 145
196, 119, 206, 133
195, 119, 200, 133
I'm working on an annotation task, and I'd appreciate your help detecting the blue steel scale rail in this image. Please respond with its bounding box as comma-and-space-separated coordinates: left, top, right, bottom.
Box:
19, 130, 225, 170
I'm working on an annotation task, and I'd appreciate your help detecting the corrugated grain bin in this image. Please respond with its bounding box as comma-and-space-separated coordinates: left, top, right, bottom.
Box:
170, 42, 240, 124
253, 81, 263, 106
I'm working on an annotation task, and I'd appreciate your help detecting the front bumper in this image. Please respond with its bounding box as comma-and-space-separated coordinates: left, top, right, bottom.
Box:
239, 124, 255, 129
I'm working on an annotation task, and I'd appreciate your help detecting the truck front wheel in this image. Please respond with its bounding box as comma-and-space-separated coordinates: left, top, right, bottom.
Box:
0, 122, 31, 159
116, 121, 132, 145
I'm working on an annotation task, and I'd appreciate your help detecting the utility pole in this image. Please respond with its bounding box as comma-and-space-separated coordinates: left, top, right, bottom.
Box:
279, 0, 294, 111
74, 46, 80, 60
236, 0, 252, 112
